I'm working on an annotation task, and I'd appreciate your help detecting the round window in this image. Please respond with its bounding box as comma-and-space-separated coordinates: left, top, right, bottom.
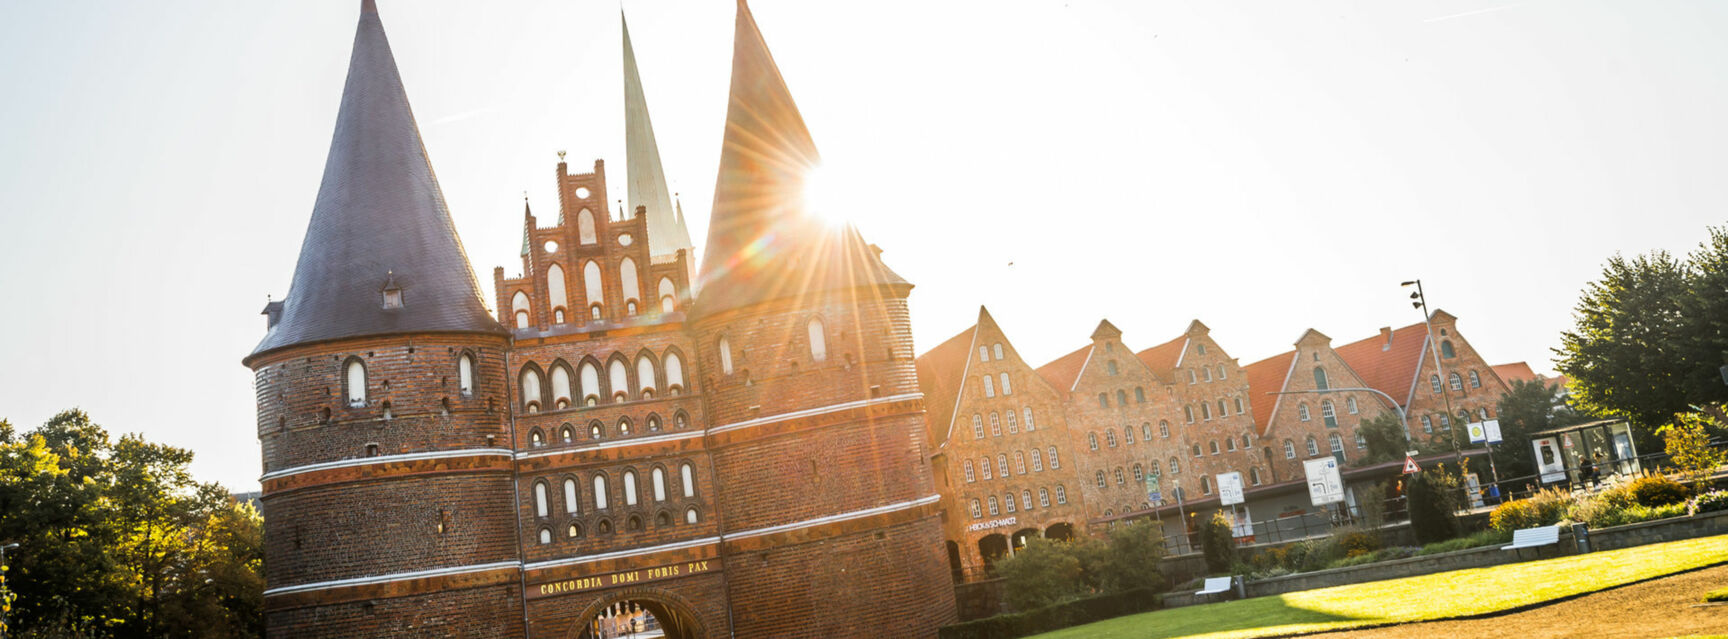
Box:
575, 187, 591, 199
543, 240, 559, 254
618, 233, 634, 247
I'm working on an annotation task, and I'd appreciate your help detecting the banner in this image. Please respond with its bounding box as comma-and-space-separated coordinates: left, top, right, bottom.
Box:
1304, 457, 1344, 506
1144, 474, 1162, 504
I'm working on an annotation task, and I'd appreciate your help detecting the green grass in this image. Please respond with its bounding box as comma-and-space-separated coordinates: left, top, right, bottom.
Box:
1706, 586, 1728, 602
1030, 534, 1728, 639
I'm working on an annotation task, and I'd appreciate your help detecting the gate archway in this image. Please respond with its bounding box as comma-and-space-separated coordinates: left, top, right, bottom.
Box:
567, 586, 709, 639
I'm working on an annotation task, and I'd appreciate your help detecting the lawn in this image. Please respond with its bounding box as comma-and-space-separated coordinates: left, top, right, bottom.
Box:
1031, 534, 1728, 639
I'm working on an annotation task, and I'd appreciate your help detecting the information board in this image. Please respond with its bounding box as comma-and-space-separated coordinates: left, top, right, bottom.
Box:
1217, 471, 1244, 505
1304, 457, 1344, 506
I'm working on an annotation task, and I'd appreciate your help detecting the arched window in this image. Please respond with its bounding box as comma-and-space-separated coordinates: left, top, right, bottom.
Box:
1124, 425, 1134, 444
622, 470, 638, 506
512, 291, 531, 329
1000, 373, 1012, 396
637, 355, 658, 397
589, 420, 605, 439
538, 528, 552, 545
964, 460, 976, 482
575, 264, 602, 322
1114, 467, 1126, 485
1242, 433, 1252, 449
1141, 422, 1152, 440
1218, 399, 1228, 416
1305, 436, 1319, 456
1184, 406, 1195, 423
1039, 488, 1050, 507
519, 367, 542, 411
617, 417, 633, 436
592, 474, 609, 510
1088, 433, 1099, 450
1298, 403, 1310, 421
1250, 467, 1262, 486
652, 468, 667, 501
1284, 440, 1296, 458
1132, 463, 1144, 481
1357, 431, 1368, 449
1469, 370, 1481, 389
345, 358, 367, 407
618, 258, 640, 310
1117, 390, 1128, 406
1313, 366, 1329, 390
1201, 476, 1212, 495
658, 278, 677, 313
685, 508, 699, 524
1031, 449, 1043, 471
1003, 492, 1015, 513
560, 424, 574, 443
458, 354, 475, 396
1226, 437, 1236, 452
1201, 403, 1212, 420
1107, 360, 1119, 375
1441, 340, 1456, 358
1430, 375, 1443, 394
1015, 451, 1026, 474
1169, 458, 1180, 474
990, 412, 1002, 436
1006, 409, 1019, 433
1235, 397, 1245, 414
1329, 432, 1344, 455
1479, 407, 1490, 420
530, 429, 544, 447
717, 336, 734, 375
1106, 431, 1118, 448
546, 263, 569, 320
972, 414, 984, 439
1056, 485, 1068, 504
1421, 415, 1434, 433
647, 415, 661, 432
993, 343, 1004, 360
988, 496, 1000, 516
681, 463, 696, 497
550, 366, 573, 408
807, 318, 827, 362
1022, 490, 1033, 510
1449, 373, 1463, 391
980, 457, 992, 480
1209, 440, 1219, 455
533, 481, 549, 517
1347, 396, 1359, 414
563, 478, 579, 514
1192, 444, 1203, 457
1097, 393, 1108, 408
983, 376, 996, 398
970, 499, 982, 518
1159, 421, 1170, 438
608, 358, 631, 402
978, 346, 989, 362
1149, 460, 1161, 476
1095, 471, 1106, 488
996, 454, 1008, 477
1321, 401, 1337, 428
665, 351, 685, 393
577, 208, 597, 244
1024, 408, 1035, 431
568, 523, 583, 538
1047, 446, 1059, 469
579, 361, 601, 406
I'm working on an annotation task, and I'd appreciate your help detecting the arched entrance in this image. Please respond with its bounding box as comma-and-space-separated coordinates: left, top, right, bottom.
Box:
1044, 522, 1074, 541
977, 533, 1010, 575
1010, 527, 1040, 552
569, 588, 707, 639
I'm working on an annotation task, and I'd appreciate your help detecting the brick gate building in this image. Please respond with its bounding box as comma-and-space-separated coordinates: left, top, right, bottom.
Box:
245, 2, 955, 636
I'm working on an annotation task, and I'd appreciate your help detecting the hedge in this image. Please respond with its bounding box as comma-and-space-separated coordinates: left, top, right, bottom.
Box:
938, 587, 1161, 639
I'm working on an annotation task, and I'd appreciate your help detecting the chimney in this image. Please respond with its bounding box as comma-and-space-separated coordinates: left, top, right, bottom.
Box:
1379, 327, 1393, 351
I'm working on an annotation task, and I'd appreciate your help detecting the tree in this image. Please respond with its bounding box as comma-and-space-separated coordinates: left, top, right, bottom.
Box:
1198, 511, 1235, 575
1358, 413, 1410, 465
1665, 412, 1727, 489
1557, 226, 1728, 443
0, 409, 263, 638
1093, 520, 1165, 593
1407, 464, 1462, 544
994, 537, 1088, 610
1493, 378, 1599, 481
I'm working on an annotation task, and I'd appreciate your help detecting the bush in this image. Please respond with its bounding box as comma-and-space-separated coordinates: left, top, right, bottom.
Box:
1490, 488, 1576, 532
1692, 490, 1728, 514
994, 537, 1088, 611
1337, 529, 1382, 559
1198, 511, 1236, 575
1416, 529, 1513, 556
1626, 474, 1691, 507
1408, 466, 1461, 543
1569, 483, 1638, 529
937, 587, 1162, 639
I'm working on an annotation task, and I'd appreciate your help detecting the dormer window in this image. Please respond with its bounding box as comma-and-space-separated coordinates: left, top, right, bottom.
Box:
381, 272, 403, 310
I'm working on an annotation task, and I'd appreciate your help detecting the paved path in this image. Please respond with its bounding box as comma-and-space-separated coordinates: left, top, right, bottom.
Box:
1302, 563, 1728, 639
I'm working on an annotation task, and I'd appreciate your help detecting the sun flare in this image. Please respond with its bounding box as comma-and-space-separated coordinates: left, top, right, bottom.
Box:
800, 164, 851, 228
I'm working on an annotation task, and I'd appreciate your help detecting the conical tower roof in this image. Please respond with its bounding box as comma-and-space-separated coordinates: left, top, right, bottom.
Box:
248, 1, 504, 363
694, 0, 909, 317
622, 11, 693, 258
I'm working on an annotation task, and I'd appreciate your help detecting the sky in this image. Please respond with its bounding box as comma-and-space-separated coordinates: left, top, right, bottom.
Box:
2, 0, 1725, 492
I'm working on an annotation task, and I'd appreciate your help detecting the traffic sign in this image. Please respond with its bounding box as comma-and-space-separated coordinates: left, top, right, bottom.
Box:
1403, 456, 1421, 475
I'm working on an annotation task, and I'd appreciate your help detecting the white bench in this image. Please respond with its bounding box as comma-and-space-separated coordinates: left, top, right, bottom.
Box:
1194, 576, 1234, 602
1501, 525, 1561, 558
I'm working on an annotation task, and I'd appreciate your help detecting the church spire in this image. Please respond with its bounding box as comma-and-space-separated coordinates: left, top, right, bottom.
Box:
248, 0, 503, 361
622, 10, 693, 259
693, 0, 907, 316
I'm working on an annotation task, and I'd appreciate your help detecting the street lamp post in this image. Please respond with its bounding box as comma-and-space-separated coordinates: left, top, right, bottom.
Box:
1269, 387, 1411, 446
1402, 280, 1464, 464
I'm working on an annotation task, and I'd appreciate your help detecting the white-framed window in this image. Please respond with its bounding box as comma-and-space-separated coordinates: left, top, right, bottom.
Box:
1201, 403, 1212, 420
623, 470, 638, 506
996, 454, 1008, 477
1088, 433, 1099, 450
1124, 425, 1135, 444
1329, 432, 1345, 455
1305, 436, 1319, 456
458, 354, 475, 396
1422, 415, 1434, 433
1004, 492, 1016, 513
1209, 440, 1220, 455
681, 463, 696, 497
990, 412, 1002, 436
978, 346, 990, 362
1188, 369, 1197, 384
1356, 431, 1368, 449
964, 460, 976, 482
972, 414, 984, 439
1347, 396, 1358, 414
1006, 410, 1019, 433
983, 375, 995, 398
1201, 476, 1212, 495
1160, 421, 1170, 438
718, 336, 734, 375
345, 359, 367, 407
1031, 449, 1044, 472
1047, 446, 1059, 469
1430, 375, 1443, 394
1021, 490, 1032, 510
1169, 458, 1181, 474
563, 478, 579, 514
652, 468, 667, 502
533, 481, 549, 518
1039, 488, 1050, 507
1056, 485, 1068, 504
685, 508, 699, 524
1469, 370, 1482, 389
988, 496, 1000, 516
538, 528, 551, 545
1449, 372, 1464, 391
1106, 431, 1118, 448
994, 343, 1004, 359
1095, 471, 1106, 488
1298, 403, 1311, 421
1115, 467, 1126, 485
1322, 401, 1338, 428
999, 373, 1012, 395
1024, 408, 1035, 431
1014, 451, 1026, 474
1284, 440, 1296, 459
1185, 406, 1195, 423
980, 457, 993, 480
970, 499, 982, 518
807, 318, 827, 362
1132, 464, 1144, 482
1250, 467, 1262, 486
593, 475, 609, 510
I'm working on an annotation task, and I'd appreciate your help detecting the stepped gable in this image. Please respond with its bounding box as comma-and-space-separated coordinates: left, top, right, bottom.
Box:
248, 0, 503, 362
692, 0, 908, 317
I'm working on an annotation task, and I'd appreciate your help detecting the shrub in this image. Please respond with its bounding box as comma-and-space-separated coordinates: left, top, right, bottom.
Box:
1416, 529, 1512, 556
1408, 466, 1461, 543
1569, 484, 1638, 529
1693, 490, 1728, 514
1626, 474, 1692, 507
1337, 529, 1382, 559
1095, 520, 1166, 593
1490, 488, 1576, 532
994, 537, 1088, 611
937, 587, 1162, 639
1199, 511, 1236, 575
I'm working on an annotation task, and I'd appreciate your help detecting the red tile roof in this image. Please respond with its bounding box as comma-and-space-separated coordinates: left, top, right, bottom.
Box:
1490, 362, 1538, 385
1134, 334, 1187, 382
914, 323, 978, 449
1333, 322, 1430, 407
1242, 351, 1295, 436
1035, 344, 1092, 394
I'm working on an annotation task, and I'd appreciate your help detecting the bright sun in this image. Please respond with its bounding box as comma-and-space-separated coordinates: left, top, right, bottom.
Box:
800, 164, 851, 228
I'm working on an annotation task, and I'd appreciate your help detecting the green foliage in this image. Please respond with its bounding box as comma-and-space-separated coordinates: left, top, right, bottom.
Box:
1493, 378, 1599, 480
1626, 473, 1692, 507
1415, 529, 1513, 556
937, 587, 1162, 639
996, 521, 1170, 612
1198, 511, 1235, 575
0, 409, 263, 638
1356, 413, 1409, 466
1489, 488, 1576, 531
1666, 412, 1728, 489
1407, 465, 1462, 544
1093, 520, 1165, 593
996, 537, 1090, 611
1556, 226, 1728, 450
1693, 490, 1728, 514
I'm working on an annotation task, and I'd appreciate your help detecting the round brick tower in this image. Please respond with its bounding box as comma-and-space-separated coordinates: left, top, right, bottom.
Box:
688, 3, 957, 636
243, 2, 522, 635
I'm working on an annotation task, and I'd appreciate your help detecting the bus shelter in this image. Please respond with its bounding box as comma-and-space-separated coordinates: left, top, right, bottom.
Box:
1529, 419, 1640, 485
